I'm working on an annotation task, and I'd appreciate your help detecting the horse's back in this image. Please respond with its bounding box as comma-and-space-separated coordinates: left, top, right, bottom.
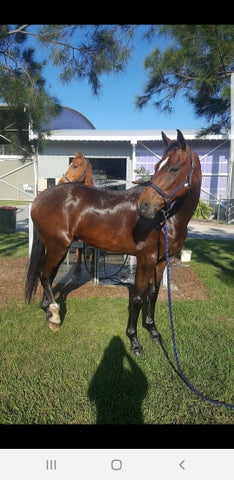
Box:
34, 182, 145, 209
31, 182, 145, 232
30, 182, 149, 254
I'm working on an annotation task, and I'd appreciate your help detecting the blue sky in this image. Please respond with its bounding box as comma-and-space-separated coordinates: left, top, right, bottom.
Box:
40, 26, 208, 131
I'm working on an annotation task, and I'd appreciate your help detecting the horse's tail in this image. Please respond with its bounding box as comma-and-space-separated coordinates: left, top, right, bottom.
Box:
25, 228, 45, 303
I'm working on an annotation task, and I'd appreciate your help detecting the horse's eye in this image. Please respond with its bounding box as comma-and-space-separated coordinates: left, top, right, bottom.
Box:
170, 166, 179, 173
73, 165, 78, 169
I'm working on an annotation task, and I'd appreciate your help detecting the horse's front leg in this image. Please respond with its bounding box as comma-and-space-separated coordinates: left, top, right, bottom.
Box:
126, 285, 145, 356
142, 261, 166, 343
126, 256, 155, 356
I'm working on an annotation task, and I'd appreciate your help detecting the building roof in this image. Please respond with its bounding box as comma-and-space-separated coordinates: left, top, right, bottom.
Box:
41, 105, 95, 131
26, 104, 229, 142
31, 128, 229, 142
0, 103, 230, 142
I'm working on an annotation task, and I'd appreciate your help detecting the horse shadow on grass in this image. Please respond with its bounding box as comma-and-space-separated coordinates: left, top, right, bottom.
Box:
52, 262, 94, 323
88, 336, 148, 424
52, 257, 136, 324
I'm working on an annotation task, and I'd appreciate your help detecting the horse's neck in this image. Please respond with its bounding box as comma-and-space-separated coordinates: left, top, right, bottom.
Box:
85, 161, 94, 186
85, 177, 94, 186
168, 182, 201, 246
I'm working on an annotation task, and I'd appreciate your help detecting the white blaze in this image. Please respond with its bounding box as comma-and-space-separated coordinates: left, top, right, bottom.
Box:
158, 157, 169, 171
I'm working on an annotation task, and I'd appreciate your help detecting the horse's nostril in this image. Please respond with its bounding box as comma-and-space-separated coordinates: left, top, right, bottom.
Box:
139, 201, 149, 214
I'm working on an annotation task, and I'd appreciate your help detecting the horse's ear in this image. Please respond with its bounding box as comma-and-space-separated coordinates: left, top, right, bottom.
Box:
161, 131, 172, 146
177, 129, 186, 150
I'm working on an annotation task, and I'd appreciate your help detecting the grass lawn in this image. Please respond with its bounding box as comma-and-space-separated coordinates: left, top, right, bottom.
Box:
0, 231, 28, 257
0, 200, 30, 206
0, 234, 233, 425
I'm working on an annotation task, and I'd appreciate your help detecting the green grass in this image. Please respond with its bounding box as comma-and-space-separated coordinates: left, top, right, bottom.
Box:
0, 234, 233, 424
0, 231, 28, 257
0, 200, 30, 206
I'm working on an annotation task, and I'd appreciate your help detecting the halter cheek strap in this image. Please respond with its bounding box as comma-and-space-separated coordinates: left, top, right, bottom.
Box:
62, 174, 71, 183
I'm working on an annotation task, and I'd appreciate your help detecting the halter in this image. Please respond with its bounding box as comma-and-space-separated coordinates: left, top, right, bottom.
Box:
145, 151, 195, 216
63, 157, 88, 183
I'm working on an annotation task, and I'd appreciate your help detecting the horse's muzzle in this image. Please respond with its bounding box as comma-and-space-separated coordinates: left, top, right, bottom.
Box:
138, 201, 156, 219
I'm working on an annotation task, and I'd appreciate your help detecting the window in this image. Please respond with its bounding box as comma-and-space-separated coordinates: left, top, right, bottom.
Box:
47, 178, 56, 188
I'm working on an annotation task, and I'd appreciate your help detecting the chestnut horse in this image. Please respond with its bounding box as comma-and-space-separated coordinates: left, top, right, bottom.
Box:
25, 130, 201, 356
58, 151, 94, 264
58, 151, 94, 186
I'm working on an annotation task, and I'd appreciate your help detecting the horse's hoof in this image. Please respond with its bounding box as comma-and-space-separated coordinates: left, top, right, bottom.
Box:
154, 333, 162, 345
131, 345, 143, 357
152, 334, 161, 344
134, 350, 142, 357
48, 321, 60, 331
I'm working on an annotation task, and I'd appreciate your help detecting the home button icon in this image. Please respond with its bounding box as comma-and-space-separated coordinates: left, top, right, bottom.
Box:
111, 459, 122, 471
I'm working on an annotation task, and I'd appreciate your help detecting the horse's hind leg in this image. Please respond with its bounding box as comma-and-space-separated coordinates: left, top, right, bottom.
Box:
142, 261, 166, 343
40, 247, 68, 330
41, 276, 61, 330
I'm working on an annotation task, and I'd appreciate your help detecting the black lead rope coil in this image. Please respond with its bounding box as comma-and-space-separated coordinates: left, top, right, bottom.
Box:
163, 223, 234, 411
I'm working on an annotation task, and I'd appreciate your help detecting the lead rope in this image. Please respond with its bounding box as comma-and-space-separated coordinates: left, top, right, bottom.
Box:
163, 223, 234, 411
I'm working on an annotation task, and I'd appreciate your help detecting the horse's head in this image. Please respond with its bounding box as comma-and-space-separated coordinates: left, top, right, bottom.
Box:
58, 152, 88, 184
138, 129, 200, 219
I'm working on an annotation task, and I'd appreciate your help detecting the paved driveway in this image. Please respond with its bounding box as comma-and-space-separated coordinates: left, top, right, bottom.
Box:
188, 220, 234, 240
16, 205, 29, 232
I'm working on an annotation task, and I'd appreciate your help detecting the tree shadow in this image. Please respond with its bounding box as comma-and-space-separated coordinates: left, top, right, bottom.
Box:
185, 239, 234, 286
88, 336, 148, 424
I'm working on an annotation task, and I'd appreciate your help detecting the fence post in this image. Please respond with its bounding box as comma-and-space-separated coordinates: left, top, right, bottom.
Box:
28, 203, 33, 256
93, 248, 99, 285
161, 266, 167, 287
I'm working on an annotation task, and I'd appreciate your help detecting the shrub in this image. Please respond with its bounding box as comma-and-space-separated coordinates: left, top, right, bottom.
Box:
134, 166, 152, 181
193, 200, 212, 220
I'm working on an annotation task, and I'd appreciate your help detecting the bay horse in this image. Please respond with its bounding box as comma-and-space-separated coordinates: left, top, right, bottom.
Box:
25, 130, 201, 356
58, 151, 94, 186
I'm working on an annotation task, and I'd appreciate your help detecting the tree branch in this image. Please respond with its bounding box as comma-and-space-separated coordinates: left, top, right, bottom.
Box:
7, 25, 30, 35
